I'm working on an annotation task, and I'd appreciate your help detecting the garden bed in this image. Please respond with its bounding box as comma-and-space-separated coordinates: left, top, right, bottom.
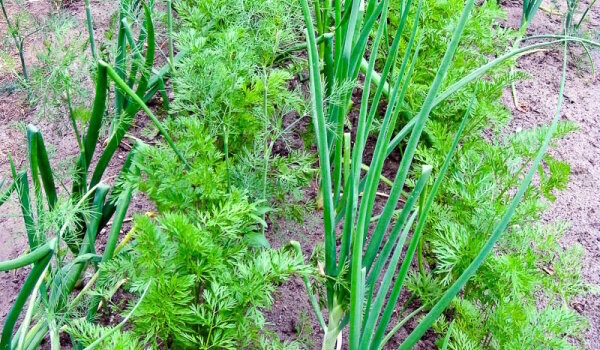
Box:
1, 0, 599, 349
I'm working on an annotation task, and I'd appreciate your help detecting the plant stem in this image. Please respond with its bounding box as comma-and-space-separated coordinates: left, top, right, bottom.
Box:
64, 76, 84, 151
223, 125, 231, 193
576, 0, 597, 29
322, 299, 344, 350
166, 0, 175, 69
0, 0, 29, 84
99, 60, 190, 169
0, 240, 54, 272
84, 0, 97, 60
379, 305, 427, 350
510, 24, 530, 110
0, 253, 51, 350
417, 187, 426, 276
15, 265, 48, 350
262, 71, 270, 204
290, 241, 326, 331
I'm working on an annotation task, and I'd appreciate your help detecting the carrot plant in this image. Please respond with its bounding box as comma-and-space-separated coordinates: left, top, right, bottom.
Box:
172, 0, 316, 218
56, 1, 321, 347
65, 101, 315, 347
172, 0, 305, 152
298, 0, 595, 348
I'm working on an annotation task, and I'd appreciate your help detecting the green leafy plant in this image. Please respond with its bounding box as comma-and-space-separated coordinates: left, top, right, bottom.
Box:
424, 222, 593, 349
297, 0, 594, 348
29, 14, 93, 120
385, 0, 517, 133
0, 120, 140, 350
172, 0, 305, 151
63, 2, 319, 345
171, 0, 315, 218
522, 0, 543, 28
410, 118, 594, 348
80, 119, 312, 348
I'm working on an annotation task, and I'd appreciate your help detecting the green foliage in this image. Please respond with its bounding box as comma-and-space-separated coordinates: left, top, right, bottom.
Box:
356, 2, 597, 348
67, 319, 141, 350
74, 1, 316, 346
138, 114, 314, 220
0, 122, 140, 349
0, 1, 182, 348
29, 14, 92, 120
388, 0, 517, 134
91, 103, 313, 348
172, 0, 305, 151
411, 77, 591, 349
0, 0, 40, 84
96, 200, 310, 348
231, 148, 316, 221
168, 0, 314, 219
298, 0, 594, 348
139, 118, 228, 212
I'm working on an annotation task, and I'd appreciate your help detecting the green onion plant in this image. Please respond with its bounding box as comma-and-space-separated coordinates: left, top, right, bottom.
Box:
0, 1, 187, 349
84, 0, 97, 60
0, 111, 143, 350
522, 0, 543, 28
108, 0, 180, 134
513, 0, 598, 107
299, 0, 591, 349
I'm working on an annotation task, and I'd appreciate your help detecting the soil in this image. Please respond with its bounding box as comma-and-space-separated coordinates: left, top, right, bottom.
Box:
501, 1, 600, 348
0, 1, 599, 350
